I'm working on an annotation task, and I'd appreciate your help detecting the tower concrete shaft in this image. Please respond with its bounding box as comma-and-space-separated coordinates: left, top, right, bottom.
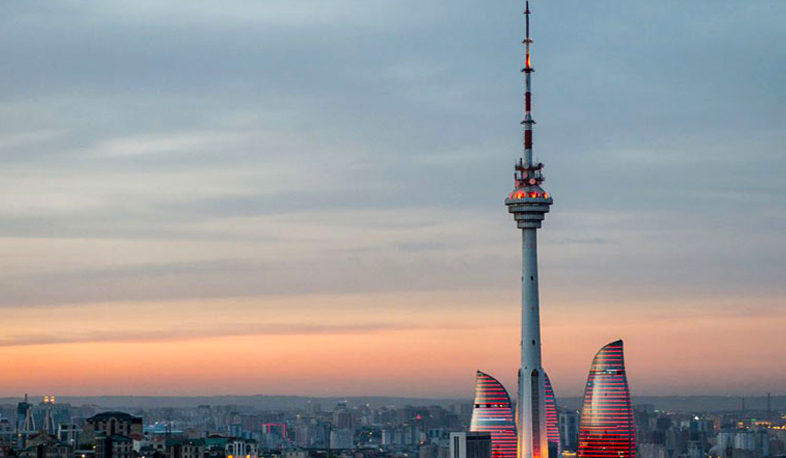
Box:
504, 3, 552, 458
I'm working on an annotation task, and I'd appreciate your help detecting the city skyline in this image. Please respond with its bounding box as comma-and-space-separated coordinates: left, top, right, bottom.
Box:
0, 0, 784, 398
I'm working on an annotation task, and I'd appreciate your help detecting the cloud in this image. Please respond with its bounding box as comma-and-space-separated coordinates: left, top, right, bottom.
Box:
0, 322, 415, 348
0, 0, 783, 394
0, 292, 501, 349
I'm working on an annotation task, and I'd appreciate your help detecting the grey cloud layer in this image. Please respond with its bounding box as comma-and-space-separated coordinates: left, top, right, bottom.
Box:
0, 0, 783, 311
0, 321, 438, 348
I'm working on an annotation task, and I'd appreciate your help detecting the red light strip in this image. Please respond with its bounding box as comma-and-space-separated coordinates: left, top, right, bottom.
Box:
577, 341, 636, 458
470, 371, 518, 458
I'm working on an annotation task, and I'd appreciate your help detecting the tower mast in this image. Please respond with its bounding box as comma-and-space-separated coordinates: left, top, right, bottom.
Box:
523, 1, 534, 167
505, 3, 553, 458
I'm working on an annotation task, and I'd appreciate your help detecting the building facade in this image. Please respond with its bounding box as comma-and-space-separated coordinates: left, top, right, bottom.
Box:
329, 429, 353, 450
469, 372, 517, 458
558, 411, 580, 452
577, 340, 636, 458
83, 413, 143, 445
95, 434, 133, 458
450, 432, 492, 458
167, 439, 206, 458
544, 373, 560, 458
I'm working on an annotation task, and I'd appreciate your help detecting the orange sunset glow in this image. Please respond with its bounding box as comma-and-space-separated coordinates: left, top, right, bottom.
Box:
2, 290, 784, 397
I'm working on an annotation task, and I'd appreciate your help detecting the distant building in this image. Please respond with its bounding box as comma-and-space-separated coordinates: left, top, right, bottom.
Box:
166, 438, 206, 458
714, 429, 771, 458
544, 373, 561, 458
687, 440, 708, 458
333, 405, 357, 431
469, 372, 517, 458
224, 438, 257, 458
330, 429, 354, 450
18, 396, 36, 448
559, 411, 579, 452
577, 340, 636, 458
17, 396, 33, 435
83, 413, 143, 445
0, 419, 14, 446
459, 405, 474, 422
282, 451, 307, 458
19, 433, 72, 458
57, 424, 81, 447
95, 434, 134, 458
420, 442, 441, 458
638, 443, 668, 458
449, 432, 491, 458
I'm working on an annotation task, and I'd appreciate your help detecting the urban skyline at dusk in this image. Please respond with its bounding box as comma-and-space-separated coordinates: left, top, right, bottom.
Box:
0, 0, 784, 401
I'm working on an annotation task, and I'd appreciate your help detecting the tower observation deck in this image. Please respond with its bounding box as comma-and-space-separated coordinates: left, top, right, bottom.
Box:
503, 3, 553, 458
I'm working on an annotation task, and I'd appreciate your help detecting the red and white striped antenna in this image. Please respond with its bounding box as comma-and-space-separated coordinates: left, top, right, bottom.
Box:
515, 1, 544, 188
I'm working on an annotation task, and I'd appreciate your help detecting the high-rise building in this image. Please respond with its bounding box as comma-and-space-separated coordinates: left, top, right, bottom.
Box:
577, 340, 636, 458
333, 404, 356, 430
469, 371, 517, 458
544, 373, 560, 458
41, 396, 56, 435
17, 395, 34, 449
504, 3, 554, 458
451, 432, 493, 458
559, 411, 580, 452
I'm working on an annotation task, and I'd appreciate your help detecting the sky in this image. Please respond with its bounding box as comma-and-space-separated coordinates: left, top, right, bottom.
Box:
0, 0, 784, 399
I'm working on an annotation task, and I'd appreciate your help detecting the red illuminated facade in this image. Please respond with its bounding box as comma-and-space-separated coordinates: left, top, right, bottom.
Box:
578, 340, 636, 458
470, 371, 517, 458
544, 373, 560, 457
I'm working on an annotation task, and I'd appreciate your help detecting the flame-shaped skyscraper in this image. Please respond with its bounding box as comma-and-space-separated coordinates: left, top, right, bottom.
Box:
470, 371, 518, 458
578, 340, 636, 458
504, 3, 553, 458
544, 373, 561, 458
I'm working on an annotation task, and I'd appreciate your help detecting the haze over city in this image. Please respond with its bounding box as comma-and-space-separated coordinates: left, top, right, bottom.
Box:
0, 0, 784, 400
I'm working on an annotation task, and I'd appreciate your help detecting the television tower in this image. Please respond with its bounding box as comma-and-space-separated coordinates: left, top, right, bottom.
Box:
504, 3, 553, 458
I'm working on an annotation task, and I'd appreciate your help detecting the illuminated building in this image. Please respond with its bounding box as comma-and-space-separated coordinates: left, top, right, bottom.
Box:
42, 396, 56, 435
17, 394, 34, 449
504, 3, 554, 458
470, 371, 517, 458
544, 373, 560, 458
225, 438, 258, 458
577, 340, 636, 458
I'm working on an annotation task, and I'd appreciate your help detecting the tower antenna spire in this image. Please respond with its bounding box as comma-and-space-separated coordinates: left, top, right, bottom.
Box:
505, 2, 553, 458
525, 1, 531, 66
517, 1, 542, 189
